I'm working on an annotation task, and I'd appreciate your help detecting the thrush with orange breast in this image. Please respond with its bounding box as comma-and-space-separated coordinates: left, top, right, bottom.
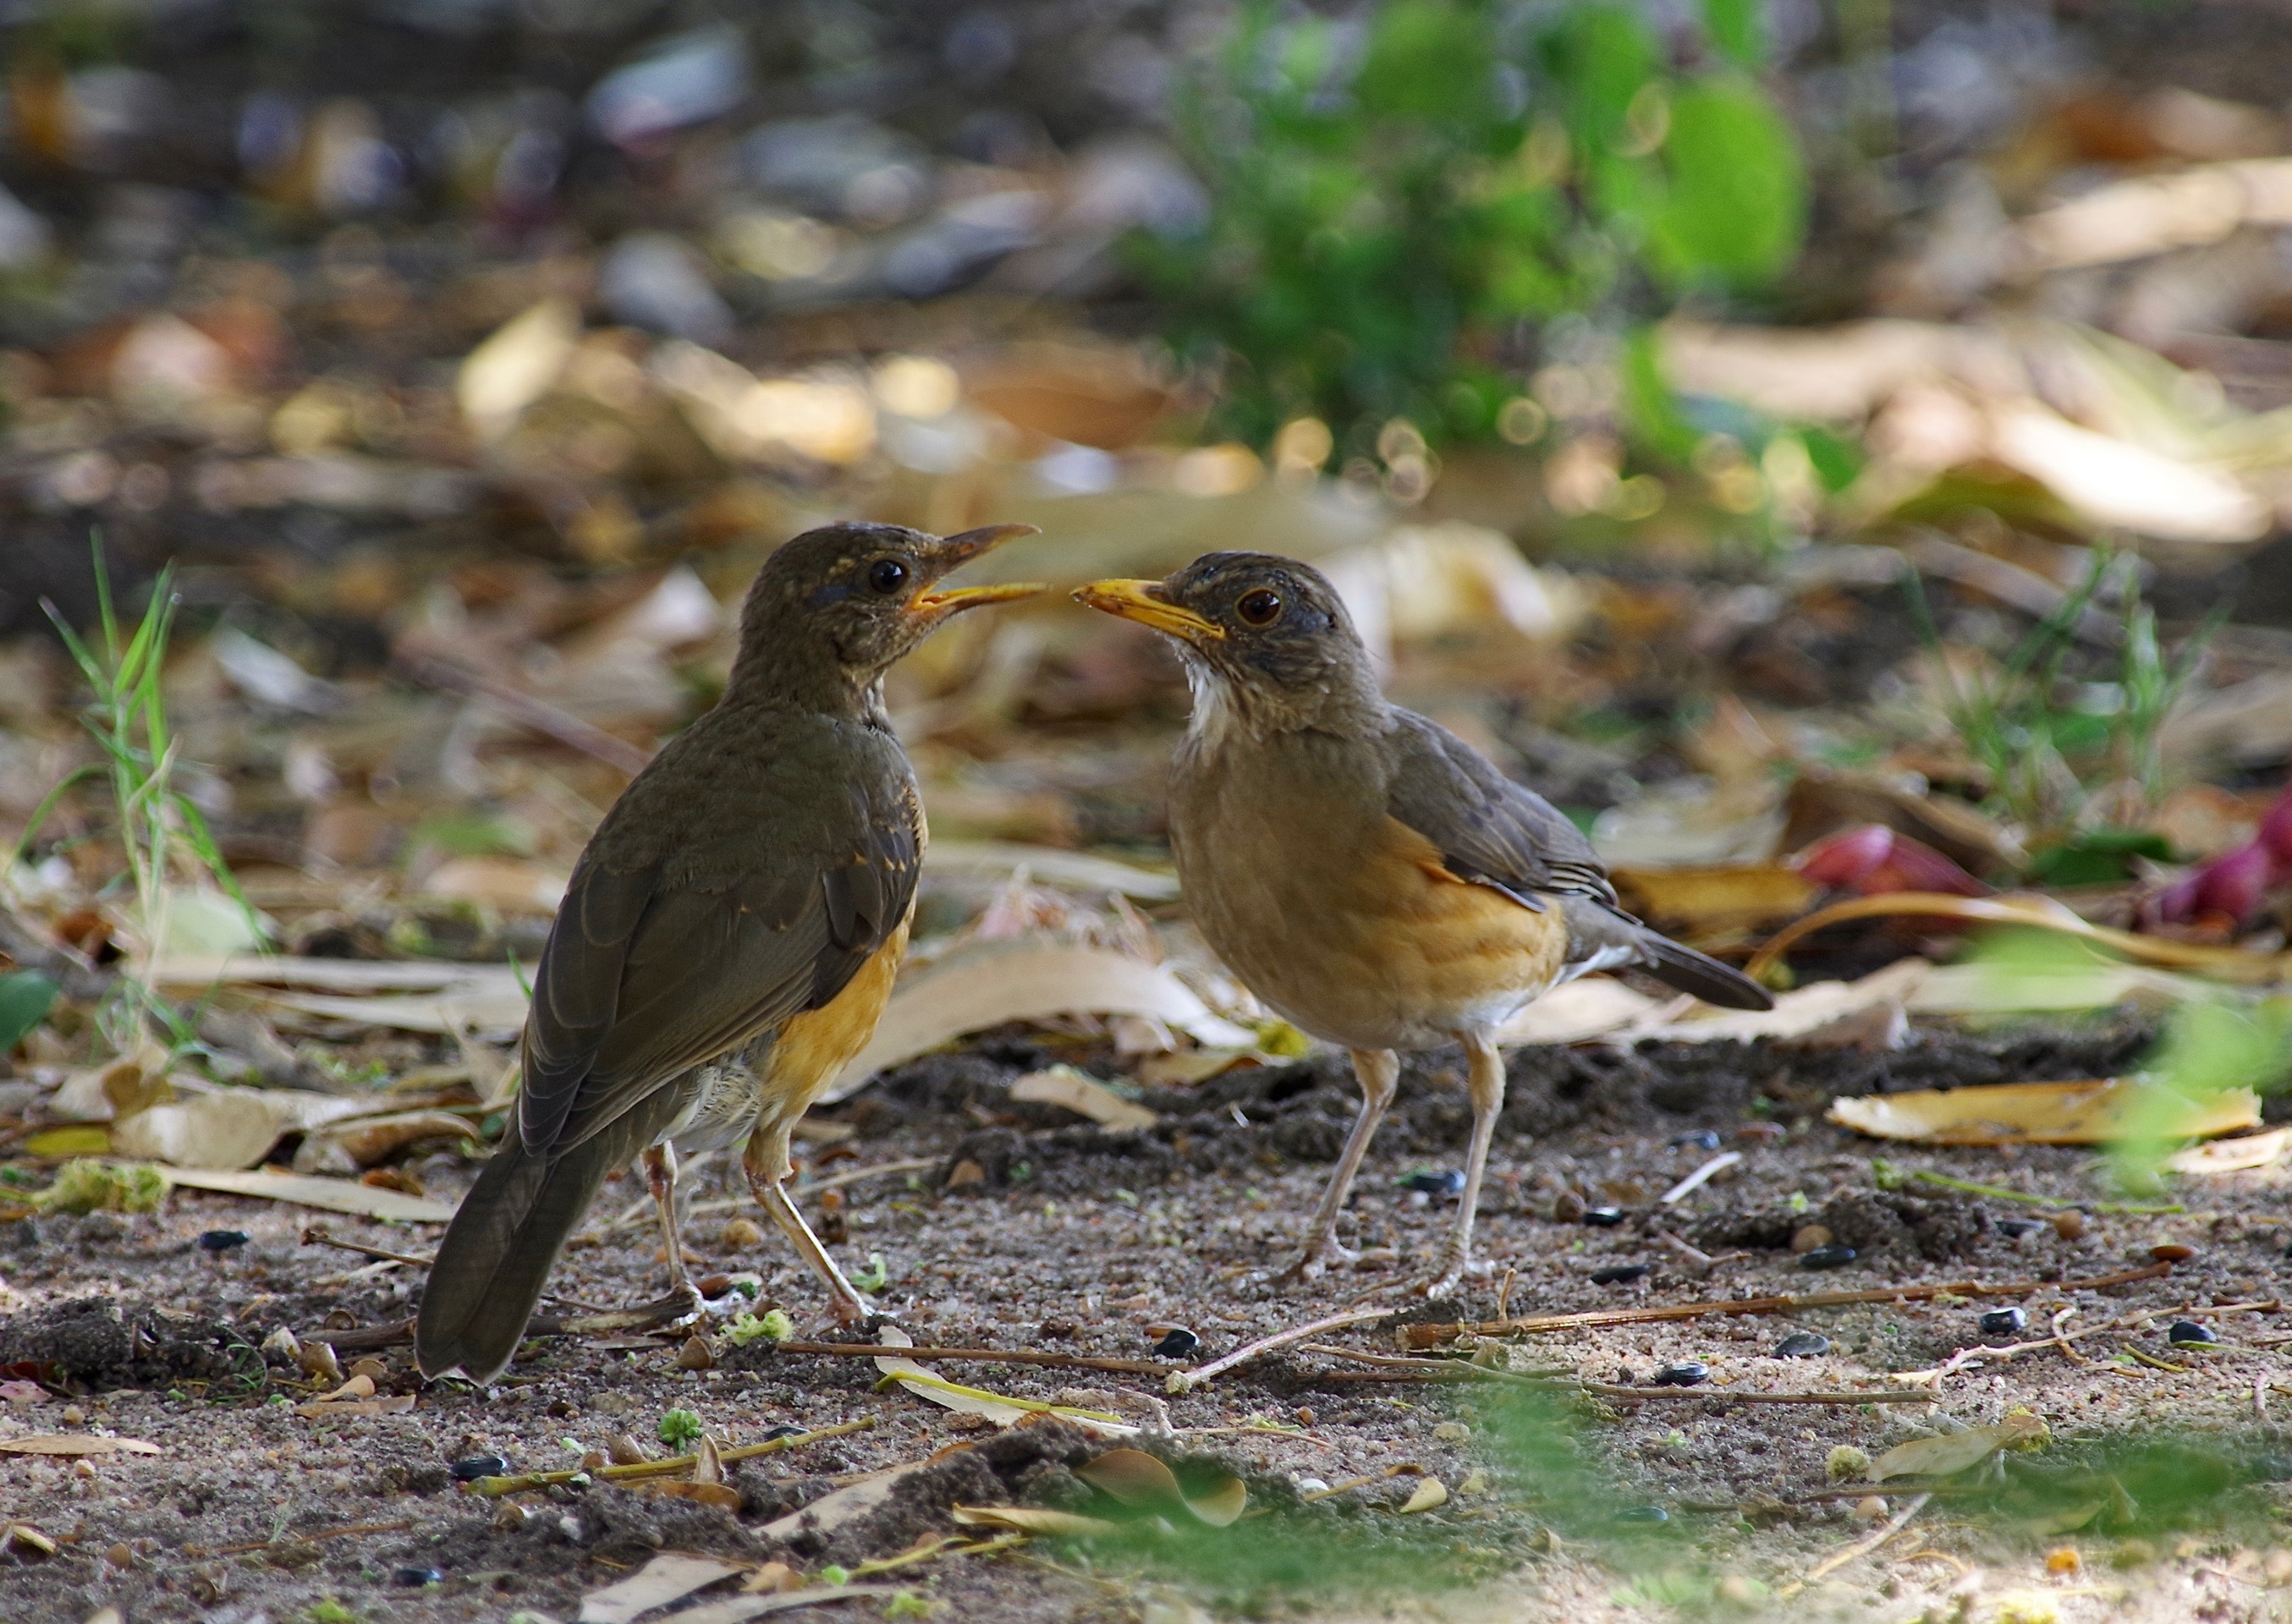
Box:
1075, 552, 1773, 1292
416, 521, 1041, 1383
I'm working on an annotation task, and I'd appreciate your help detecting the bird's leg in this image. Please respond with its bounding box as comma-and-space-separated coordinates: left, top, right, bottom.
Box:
742, 1127, 871, 1328
1283, 1047, 1400, 1281
1423, 1031, 1507, 1298
640, 1143, 696, 1298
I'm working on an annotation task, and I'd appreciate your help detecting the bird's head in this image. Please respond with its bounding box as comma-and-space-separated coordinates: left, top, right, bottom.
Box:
1072, 551, 1382, 736
734, 522, 1042, 695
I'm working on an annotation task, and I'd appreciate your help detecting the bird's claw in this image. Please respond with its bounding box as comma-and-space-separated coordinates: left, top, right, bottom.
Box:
1278, 1237, 1361, 1284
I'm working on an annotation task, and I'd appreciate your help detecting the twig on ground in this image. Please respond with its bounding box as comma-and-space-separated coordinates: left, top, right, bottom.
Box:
469, 1417, 877, 1495
1495, 1266, 1518, 1324
1296, 1343, 1932, 1404
1659, 1151, 1741, 1205
1778, 1493, 1932, 1599
1397, 1262, 2174, 1349
773, 1341, 1168, 1376
1651, 1230, 1718, 1277
200, 1520, 413, 1557
1886, 1167, 2181, 1215
301, 1226, 435, 1269
306, 1289, 701, 1352
1166, 1307, 1393, 1394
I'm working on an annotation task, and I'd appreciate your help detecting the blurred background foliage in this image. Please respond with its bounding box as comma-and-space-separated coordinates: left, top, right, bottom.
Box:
1135, 0, 1806, 453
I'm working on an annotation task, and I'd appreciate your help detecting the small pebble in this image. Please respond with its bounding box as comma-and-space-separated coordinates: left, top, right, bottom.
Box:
1153, 1327, 1201, 1359
1294, 1476, 1330, 1495
1851, 1495, 1888, 1522
105, 1542, 132, 1569
1432, 1421, 1470, 1443
73, 1459, 97, 1480
1402, 1170, 1465, 1197
1582, 1206, 1625, 1228
197, 1230, 249, 1254
1591, 1265, 1649, 1286
1552, 1190, 1586, 1223
1614, 1505, 1670, 1524
1996, 1218, 2047, 1239
722, 1217, 766, 1249
2052, 1210, 2086, 1240
2046, 1546, 2081, 1575
1789, 1224, 1833, 1254
1799, 1244, 1857, 1270
2167, 1320, 2218, 1347
394, 1567, 444, 1588
448, 1453, 508, 1482
1980, 1308, 2027, 1338
1294, 1407, 1315, 1426
2151, 1243, 2196, 1263
1669, 1130, 1723, 1151
1651, 1361, 1708, 1387
1773, 1332, 1830, 1358
60, 1404, 85, 1428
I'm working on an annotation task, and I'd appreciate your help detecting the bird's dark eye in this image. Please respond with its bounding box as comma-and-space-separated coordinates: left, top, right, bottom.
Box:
867, 558, 910, 595
1235, 588, 1283, 627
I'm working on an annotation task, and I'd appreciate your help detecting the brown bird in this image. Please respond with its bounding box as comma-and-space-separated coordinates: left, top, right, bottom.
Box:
1075, 552, 1773, 1292
416, 521, 1042, 1382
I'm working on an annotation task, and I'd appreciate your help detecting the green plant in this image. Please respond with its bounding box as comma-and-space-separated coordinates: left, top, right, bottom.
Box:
657, 1407, 703, 1450
1135, 0, 1806, 453
1905, 549, 2222, 846
14, 543, 264, 1051
727, 1308, 794, 1347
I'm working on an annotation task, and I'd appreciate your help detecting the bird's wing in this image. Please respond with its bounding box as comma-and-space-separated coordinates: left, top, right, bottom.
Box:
517, 760, 921, 1160
1382, 711, 1619, 909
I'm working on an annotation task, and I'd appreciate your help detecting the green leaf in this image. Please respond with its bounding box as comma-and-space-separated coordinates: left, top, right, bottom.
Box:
0, 970, 58, 1052
2025, 830, 2174, 888
1797, 425, 1864, 492
1542, 3, 1660, 148
1703, 0, 1765, 66
1620, 327, 1699, 463
1357, 0, 1503, 128
1646, 77, 1806, 286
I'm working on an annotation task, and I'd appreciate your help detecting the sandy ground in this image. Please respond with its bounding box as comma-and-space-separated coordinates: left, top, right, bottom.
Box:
1, 1017, 2288, 1624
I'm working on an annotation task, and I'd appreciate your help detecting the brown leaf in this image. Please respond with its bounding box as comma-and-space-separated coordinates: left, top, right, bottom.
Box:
1868, 1413, 2048, 1482
1828, 1078, 2259, 1145
949, 1505, 1119, 1538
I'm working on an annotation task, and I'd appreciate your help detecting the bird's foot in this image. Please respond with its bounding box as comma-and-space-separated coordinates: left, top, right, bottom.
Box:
1277, 1237, 1361, 1285
1414, 1254, 1492, 1301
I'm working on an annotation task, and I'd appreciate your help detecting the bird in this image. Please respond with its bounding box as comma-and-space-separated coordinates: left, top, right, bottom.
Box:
416, 520, 1042, 1383
1073, 551, 1773, 1292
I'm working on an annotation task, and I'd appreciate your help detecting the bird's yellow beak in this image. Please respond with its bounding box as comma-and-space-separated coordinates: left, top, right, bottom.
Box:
912, 524, 1046, 616
1070, 579, 1225, 642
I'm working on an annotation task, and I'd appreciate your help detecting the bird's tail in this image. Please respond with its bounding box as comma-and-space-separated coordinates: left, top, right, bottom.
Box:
1636, 934, 1776, 1011
1561, 896, 1776, 1012
415, 1119, 616, 1383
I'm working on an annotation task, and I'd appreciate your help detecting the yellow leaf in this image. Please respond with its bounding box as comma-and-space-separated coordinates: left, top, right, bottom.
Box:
22, 1125, 111, 1158
949, 1506, 1119, 1539
1868, 1412, 2047, 1482
1829, 1078, 2257, 1145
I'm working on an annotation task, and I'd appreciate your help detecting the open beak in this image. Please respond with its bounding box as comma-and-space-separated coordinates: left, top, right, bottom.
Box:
1070, 579, 1224, 642
911, 524, 1046, 616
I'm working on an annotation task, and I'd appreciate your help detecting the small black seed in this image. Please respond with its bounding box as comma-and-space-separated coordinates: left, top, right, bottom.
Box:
1651, 1361, 1708, 1387
1401, 1170, 1466, 1197
196, 1230, 249, 1253
1773, 1332, 1830, 1358
393, 1567, 444, 1588
1996, 1219, 2047, 1239
2167, 1320, 2218, 1347
1980, 1308, 2027, 1338
1582, 1206, 1626, 1227
1154, 1328, 1201, 1359
448, 1454, 508, 1482
1590, 1265, 1650, 1286
1798, 1244, 1857, 1270
759, 1424, 808, 1441
1614, 1505, 1671, 1524
1668, 1130, 1723, 1151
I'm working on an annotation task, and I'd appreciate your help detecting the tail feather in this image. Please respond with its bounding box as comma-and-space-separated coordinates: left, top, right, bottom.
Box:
1638, 935, 1775, 1012
415, 1122, 617, 1383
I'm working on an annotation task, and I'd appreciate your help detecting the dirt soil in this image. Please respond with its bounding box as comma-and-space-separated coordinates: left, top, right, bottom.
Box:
2, 1012, 2287, 1623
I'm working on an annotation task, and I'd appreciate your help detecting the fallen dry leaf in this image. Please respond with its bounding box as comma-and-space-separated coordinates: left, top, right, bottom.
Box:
151, 956, 529, 1040
0, 1435, 162, 1457
459, 296, 580, 439
2163, 1126, 2292, 1174
757, 1462, 937, 1542
1868, 1412, 2048, 1482
160, 1166, 457, 1223
1077, 1447, 1246, 1525
1396, 1478, 1449, 1513
1828, 1078, 2259, 1145
923, 840, 1179, 901
1610, 864, 1822, 936
668, 1587, 905, 1624
110, 1085, 375, 1171
294, 1395, 416, 1419
1628, 959, 1932, 1045
576, 1551, 743, 1624
950, 1504, 1120, 1538
1009, 1067, 1157, 1131
825, 939, 1254, 1101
